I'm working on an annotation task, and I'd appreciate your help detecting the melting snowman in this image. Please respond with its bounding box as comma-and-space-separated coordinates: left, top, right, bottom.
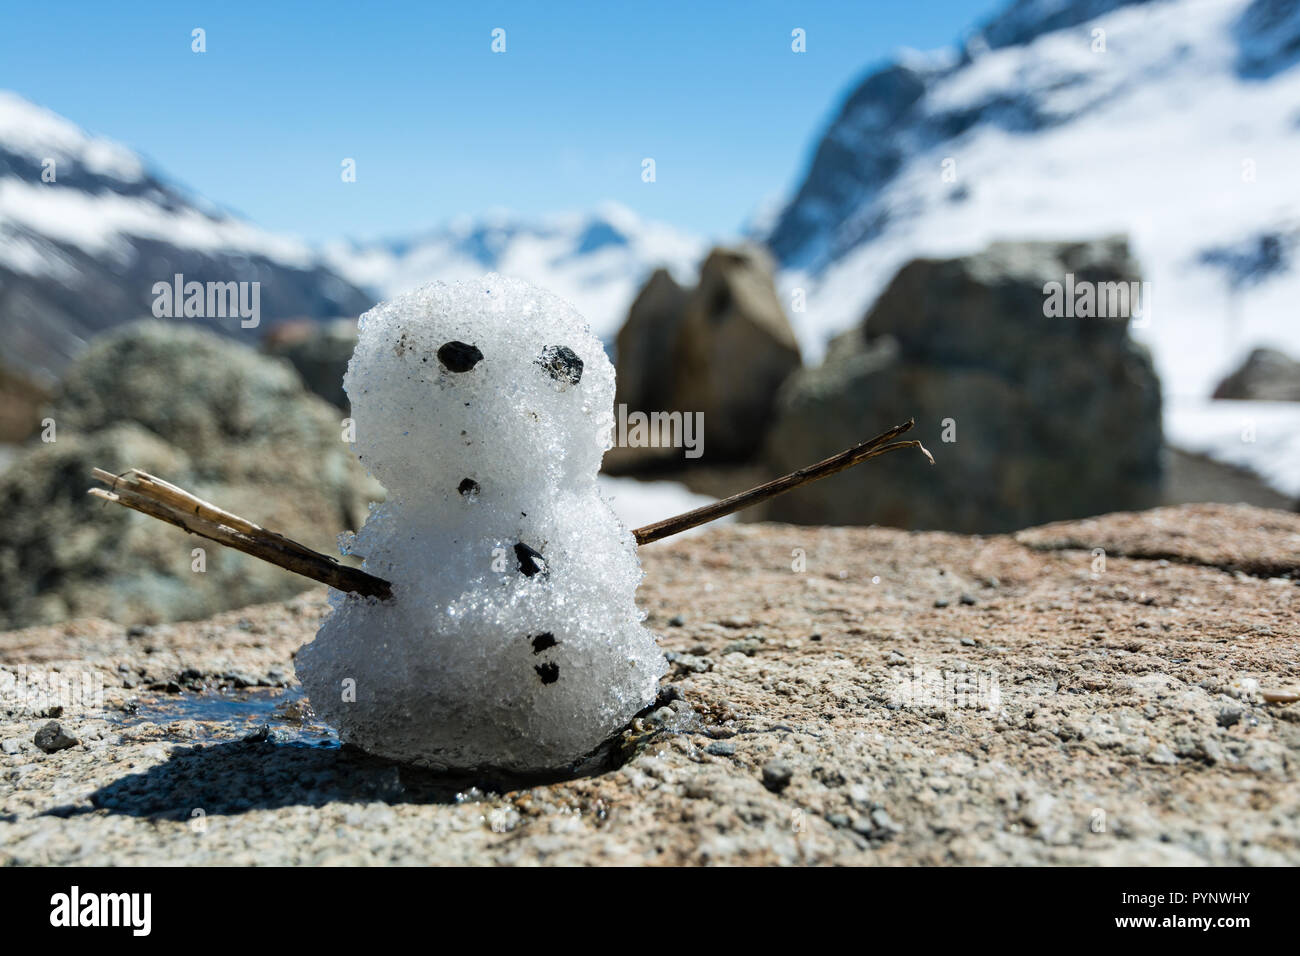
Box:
296, 275, 665, 772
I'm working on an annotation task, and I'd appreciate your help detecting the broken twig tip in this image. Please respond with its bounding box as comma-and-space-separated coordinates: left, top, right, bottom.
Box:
631, 420, 933, 545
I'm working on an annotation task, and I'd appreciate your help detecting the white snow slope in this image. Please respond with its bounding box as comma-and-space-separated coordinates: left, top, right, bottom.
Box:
765, 0, 1300, 499
769, 0, 1300, 403
0, 91, 372, 379
0, 91, 324, 275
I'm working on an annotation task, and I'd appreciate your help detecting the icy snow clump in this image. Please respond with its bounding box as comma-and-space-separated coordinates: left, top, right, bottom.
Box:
296, 275, 665, 771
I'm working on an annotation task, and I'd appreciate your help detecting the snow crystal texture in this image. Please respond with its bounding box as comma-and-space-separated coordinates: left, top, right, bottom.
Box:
296, 275, 665, 772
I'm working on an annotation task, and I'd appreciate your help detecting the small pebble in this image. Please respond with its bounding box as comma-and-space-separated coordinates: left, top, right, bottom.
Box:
1148, 744, 1178, 765
706, 741, 736, 757
762, 760, 794, 793
960, 593, 977, 606
34, 721, 78, 754
535, 662, 560, 685
535, 345, 583, 385
1217, 706, 1243, 728
437, 340, 483, 372
870, 808, 899, 832
657, 683, 685, 703
722, 638, 762, 656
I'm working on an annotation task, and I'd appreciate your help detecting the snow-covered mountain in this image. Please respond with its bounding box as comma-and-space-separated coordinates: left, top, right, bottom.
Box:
0, 90, 702, 384
323, 204, 704, 343
765, 0, 1300, 408
0, 91, 371, 382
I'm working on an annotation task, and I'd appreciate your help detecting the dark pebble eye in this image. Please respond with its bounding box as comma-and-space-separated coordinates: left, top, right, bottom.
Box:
530, 632, 557, 654
458, 478, 480, 497
438, 341, 483, 372
535, 662, 559, 684
514, 542, 547, 577
536, 345, 582, 385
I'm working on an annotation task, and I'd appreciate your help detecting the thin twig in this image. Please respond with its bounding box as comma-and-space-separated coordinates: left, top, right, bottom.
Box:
88, 420, 933, 596
88, 469, 391, 599
632, 419, 933, 545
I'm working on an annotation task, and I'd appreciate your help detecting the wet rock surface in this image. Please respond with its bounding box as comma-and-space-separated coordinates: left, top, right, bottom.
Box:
1, 504, 1297, 865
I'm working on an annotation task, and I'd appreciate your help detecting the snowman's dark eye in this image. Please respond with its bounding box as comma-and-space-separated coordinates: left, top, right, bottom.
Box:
530, 632, 557, 654
438, 341, 483, 372
536, 345, 582, 385
457, 478, 480, 497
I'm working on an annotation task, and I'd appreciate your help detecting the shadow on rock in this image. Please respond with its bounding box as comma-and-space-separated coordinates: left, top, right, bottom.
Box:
68, 730, 638, 819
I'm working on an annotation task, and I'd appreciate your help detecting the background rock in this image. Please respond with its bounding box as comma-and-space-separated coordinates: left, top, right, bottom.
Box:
0, 363, 49, 444
1212, 346, 1300, 401
674, 247, 802, 461
761, 238, 1163, 533
262, 317, 359, 410
613, 268, 689, 416
612, 246, 801, 467
0, 321, 380, 629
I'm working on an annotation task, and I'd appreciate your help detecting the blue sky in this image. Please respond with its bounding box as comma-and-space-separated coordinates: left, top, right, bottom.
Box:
1, 0, 994, 242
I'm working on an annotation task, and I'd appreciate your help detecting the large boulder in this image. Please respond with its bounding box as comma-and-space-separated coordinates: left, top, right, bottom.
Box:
613, 269, 689, 415
762, 238, 1163, 533
0, 321, 380, 629
0, 364, 50, 444
1212, 347, 1300, 401
262, 318, 359, 410
612, 247, 801, 464
675, 248, 802, 460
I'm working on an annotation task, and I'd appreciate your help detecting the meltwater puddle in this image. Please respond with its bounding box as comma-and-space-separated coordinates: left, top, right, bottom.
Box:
117, 687, 341, 749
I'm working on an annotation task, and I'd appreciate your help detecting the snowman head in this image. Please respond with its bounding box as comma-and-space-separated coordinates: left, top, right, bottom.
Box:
345, 275, 615, 504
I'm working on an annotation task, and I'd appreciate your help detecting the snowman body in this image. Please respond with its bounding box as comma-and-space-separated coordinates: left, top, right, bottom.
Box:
296, 276, 665, 772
